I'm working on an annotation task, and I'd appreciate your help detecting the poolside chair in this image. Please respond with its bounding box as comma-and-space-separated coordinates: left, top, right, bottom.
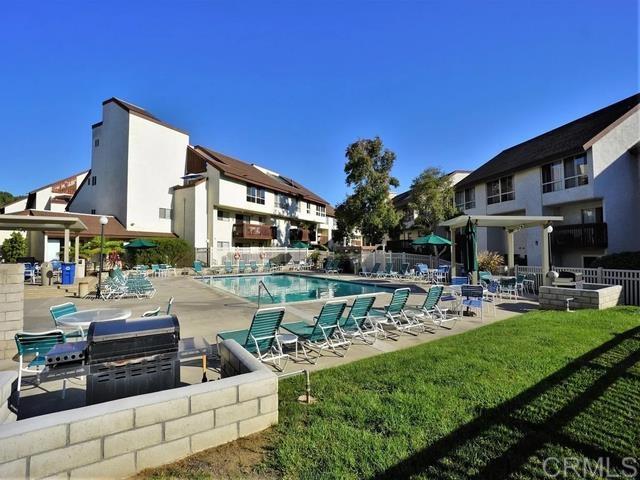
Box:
249, 261, 259, 273
216, 307, 288, 370
415, 264, 431, 283
377, 263, 395, 278
461, 285, 485, 320
515, 274, 526, 297
193, 261, 204, 275
49, 302, 83, 340
151, 264, 160, 277
338, 295, 379, 344
224, 261, 233, 274
142, 307, 161, 317
238, 260, 248, 273
281, 300, 349, 363
361, 263, 381, 277
450, 276, 468, 286
369, 288, 424, 336
479, 271, 493, 284
483, 281, 499, 315
166, 296, 174, 314
15, 330, 67, 396
406, 286, 457, 329
500, 277, 518, 300
397, 263, 411, 280
523, 273, 537, 295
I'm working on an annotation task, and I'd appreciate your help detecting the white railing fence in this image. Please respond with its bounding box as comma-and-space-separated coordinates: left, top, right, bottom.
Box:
515, 265, 640, 306
360, 251, 463, 274
201, 246, 309, 266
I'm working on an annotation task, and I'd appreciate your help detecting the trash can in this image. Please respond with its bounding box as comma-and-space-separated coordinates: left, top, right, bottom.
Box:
61, 262, 76, 285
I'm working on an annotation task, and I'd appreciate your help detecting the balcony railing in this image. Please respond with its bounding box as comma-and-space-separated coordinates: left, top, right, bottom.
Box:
232, 223, 274, 240
290, 228, 312, 242
550, 223, 608, 249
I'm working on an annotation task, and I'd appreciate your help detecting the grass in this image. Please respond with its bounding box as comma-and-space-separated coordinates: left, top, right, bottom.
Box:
268, 307, 640, 479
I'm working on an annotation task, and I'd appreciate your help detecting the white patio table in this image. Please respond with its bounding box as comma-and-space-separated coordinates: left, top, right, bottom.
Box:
56, 308, 132, 337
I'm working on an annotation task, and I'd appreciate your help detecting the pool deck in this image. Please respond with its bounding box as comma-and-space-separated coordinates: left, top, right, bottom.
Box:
4, 272, 539, 417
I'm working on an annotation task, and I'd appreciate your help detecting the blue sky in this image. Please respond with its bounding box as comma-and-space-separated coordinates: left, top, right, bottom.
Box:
0, 0, 637, 205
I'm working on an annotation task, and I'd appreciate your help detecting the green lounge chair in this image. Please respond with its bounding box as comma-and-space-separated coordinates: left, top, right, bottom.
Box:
369, 287, 424, 336
239, 260, 247, 273
405, 286, 456, 328
224, 261, 233, 274
338, 295, 379, 344
15, 330, 67, 396
166, 297, 174, 314
193, 261, 204, 275
281, 300, 349, 363
361, 262, 381, 277
250, 261, 259, 273
216, 307, 288, 370
49, 302, 84, 339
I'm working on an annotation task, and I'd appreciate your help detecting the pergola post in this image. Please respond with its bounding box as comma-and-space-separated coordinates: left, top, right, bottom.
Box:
541, 225, 550, 285
450, 227, 457, 277
74, 235, 80, 264
506, 230, 515, 274
63, 228, 70, 263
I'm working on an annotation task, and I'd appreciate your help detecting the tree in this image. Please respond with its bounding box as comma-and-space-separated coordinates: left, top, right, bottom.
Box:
0, 191, 24, 208
336, 137, 401, 245
408, 167, 458, 235
1, 232, 27, 262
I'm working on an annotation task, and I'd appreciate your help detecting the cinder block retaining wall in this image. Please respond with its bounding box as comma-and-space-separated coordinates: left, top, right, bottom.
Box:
0, 372, 17, 424
539, 284, 623, 310
0, 264, 24, 361
0, 339, 278, 479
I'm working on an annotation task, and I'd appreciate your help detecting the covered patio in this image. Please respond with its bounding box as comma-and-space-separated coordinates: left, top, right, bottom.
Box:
440, 215, 564, 282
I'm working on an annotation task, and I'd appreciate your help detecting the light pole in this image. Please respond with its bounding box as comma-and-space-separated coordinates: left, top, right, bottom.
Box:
96, 216, 109, 299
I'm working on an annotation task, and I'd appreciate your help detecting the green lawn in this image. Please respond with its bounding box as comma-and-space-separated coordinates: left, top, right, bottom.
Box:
268, 307, 640, 479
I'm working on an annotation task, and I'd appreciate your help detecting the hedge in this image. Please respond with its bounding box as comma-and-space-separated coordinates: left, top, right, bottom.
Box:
589, 251, 640, 270
131, 238, 194, 268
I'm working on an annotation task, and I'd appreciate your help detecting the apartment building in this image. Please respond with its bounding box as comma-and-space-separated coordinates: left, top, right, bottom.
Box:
66, 98, 336, 256
454, 93, 640, 267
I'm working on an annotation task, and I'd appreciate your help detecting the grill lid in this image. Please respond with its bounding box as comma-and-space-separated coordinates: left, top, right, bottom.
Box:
87, 315, 180, 343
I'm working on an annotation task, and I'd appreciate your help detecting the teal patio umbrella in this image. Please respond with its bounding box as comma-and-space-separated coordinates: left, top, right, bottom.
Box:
462, 217, 478, 276
412, 233, 452, 267
291, 241, 309, 249
125, 239, 157, 249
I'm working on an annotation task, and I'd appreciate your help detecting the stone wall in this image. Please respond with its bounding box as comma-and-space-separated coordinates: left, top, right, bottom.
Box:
539, 284, 623, 310
0, 264, 24, 361
0, 372, 17, 424
0, 339, 278, 479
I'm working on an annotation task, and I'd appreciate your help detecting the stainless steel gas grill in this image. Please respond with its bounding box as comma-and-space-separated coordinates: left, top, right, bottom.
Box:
553, 271, 583, 288
85, 315, 181, 405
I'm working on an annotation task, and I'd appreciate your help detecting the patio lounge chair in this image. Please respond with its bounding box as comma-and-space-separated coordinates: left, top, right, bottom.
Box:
224, 261, 233, 274
49, 302, 83, 339
166, 296, 174, 314
216, 307, 288, 370
281, 300, 349, 363
15, 330, 67, 396
238, 260, 248, 273
450, 276, 468, 286
249, 261, 259, 273
397, 263, 411, 279
500, 277, 518, 300
369, 288, 424, 335
338, 295, 379, 344
142, 307, 161, 317
193, 261, 204, 275
406, 285, 458, 328
361, 263, 381, 277
377, 263, 396, 278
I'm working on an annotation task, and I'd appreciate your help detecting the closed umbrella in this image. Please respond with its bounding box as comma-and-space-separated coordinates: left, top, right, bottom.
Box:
462, 217, 478, 276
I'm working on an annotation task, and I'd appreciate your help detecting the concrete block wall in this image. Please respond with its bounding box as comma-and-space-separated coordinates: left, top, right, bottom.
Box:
0, 372, 17, 424
0, 340, 278, 479
0, 264, 24, 361
539, 284, 623, 310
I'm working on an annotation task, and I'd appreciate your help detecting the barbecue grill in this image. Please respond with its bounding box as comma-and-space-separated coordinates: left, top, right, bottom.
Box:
85, 315, 181, 405
553, 271, 583, 287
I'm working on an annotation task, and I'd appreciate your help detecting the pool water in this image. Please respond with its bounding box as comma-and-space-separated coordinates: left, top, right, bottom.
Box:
201, 273, 393, 304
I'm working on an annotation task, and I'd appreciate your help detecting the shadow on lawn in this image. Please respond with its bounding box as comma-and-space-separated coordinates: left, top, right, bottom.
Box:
375, 325, 640, 479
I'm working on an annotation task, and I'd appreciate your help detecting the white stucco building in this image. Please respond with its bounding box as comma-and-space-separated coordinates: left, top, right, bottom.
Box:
66, 98, 336, 259
454, 93, 640, 267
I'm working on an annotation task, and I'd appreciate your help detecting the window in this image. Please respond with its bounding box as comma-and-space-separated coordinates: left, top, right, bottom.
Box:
278, 194, 290, 209
91, 209, 96, 214
306, 202, 311, 214
217, 241, 230, 248
581, 207, 603, 224
542, 154, 588, 193
235, 213, 249, 223
246, 185, 265, 204
316, 204, 326, 217
159, 208, 172, 219
91, 176, 96, 186
455, 187, 476, 210
258, 216, 266, 223
94, 139, 99, 147
217, 210, 229, 222
487, 176, 514, 205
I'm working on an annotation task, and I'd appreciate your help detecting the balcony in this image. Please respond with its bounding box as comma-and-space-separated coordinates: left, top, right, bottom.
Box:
232, 223, 274, 240
550, 223, 608, 249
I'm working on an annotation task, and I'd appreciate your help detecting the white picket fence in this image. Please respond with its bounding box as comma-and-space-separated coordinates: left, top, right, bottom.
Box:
196, 246, 310, 266
515, 265, 640, 306
360, 250, 463, 274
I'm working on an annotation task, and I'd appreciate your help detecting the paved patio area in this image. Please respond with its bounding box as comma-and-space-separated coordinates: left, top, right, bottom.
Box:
4, 273, 540, 418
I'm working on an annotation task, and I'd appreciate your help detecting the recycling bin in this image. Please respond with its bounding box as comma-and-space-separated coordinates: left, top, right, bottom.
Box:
61, 262, 76, 285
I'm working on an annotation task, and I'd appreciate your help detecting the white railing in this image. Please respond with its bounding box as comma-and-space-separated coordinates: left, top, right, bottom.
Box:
207, 246, 309, 266
515, 265, 640, 306
360, 251, 463, 274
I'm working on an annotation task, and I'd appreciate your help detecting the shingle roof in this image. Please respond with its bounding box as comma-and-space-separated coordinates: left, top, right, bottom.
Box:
190, 146, 335, 213
391, 190, 412, 209
102, 98, 189, 135
457, 93, 640, 188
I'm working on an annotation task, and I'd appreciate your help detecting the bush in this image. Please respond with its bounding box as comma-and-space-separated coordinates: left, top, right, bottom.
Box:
1, 232, 27, 263
133, 238, 194, 268
477, 250, 505, 274
589, 252, 640, 270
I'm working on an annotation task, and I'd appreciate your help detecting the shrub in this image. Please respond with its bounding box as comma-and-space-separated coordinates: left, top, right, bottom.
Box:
589, 252, 640, 270
134, 238, 194, 268
477, 250, 505, 274
1, 232, 27, 262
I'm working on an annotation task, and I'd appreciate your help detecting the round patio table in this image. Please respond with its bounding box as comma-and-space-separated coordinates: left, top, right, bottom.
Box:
56, 308, 132, 331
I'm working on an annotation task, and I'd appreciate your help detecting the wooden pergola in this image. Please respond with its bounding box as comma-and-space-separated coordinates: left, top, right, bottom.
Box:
440, 214, 564, 282
0, 214, 87, 263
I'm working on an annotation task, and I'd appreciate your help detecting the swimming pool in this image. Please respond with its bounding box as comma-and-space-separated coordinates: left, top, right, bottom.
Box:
201, 273, 393, 304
